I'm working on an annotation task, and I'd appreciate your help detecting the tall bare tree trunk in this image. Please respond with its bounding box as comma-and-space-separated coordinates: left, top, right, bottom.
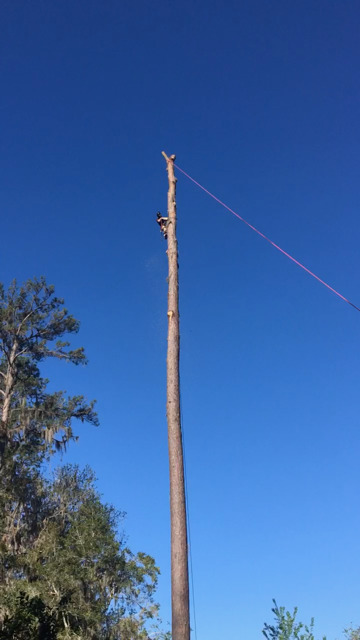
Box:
162, 152, 190, 640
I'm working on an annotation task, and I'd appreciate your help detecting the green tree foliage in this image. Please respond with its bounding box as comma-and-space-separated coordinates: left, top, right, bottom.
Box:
1, 466, 165, 639
0, 278, 168, 639
262, 601, 359, 640
0, 278, 99, 583
0, 277, 98, 464
344, 628, 360, 640
1, 592, 58, 639
262, 600, 322, 640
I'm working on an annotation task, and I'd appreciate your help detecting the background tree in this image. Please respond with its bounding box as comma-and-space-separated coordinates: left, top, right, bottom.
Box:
344, 628, 360, 640
262, 600, 359, 640
0, 277, 98, 568
262, 600, 322, 640
1, 466, 167, 639
0, 277, 98, 464
0, 278, 169, 639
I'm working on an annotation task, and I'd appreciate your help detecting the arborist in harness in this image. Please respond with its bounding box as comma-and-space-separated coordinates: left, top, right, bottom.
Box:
156, 211, 168, 239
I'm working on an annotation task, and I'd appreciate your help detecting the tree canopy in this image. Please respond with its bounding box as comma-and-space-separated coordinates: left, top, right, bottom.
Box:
0, 465, 167, 639
0, 277, 98, 464
0, 278, 169, 639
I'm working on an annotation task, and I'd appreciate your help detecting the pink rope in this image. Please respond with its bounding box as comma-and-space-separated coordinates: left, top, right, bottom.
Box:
174, 163, 360, 313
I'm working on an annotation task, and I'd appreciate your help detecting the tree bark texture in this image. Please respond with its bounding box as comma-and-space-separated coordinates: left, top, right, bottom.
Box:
162, 152, 190, 640
1, 341, 18, 427
0, 340, 18, 462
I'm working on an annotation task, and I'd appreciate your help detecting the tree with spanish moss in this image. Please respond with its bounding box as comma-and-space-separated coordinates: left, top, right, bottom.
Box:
0, 277, 98, 464
1, 465, 168, 640
0, 278, 169, 639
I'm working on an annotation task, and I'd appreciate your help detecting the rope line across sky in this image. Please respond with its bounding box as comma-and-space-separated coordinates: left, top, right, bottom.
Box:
174, 163, 360, 314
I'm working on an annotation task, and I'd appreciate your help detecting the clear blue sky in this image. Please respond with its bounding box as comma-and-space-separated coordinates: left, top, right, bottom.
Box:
2, 1, 360, 638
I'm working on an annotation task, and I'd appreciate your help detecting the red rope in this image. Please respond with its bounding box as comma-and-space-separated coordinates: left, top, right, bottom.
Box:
174, 163, 360, 313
